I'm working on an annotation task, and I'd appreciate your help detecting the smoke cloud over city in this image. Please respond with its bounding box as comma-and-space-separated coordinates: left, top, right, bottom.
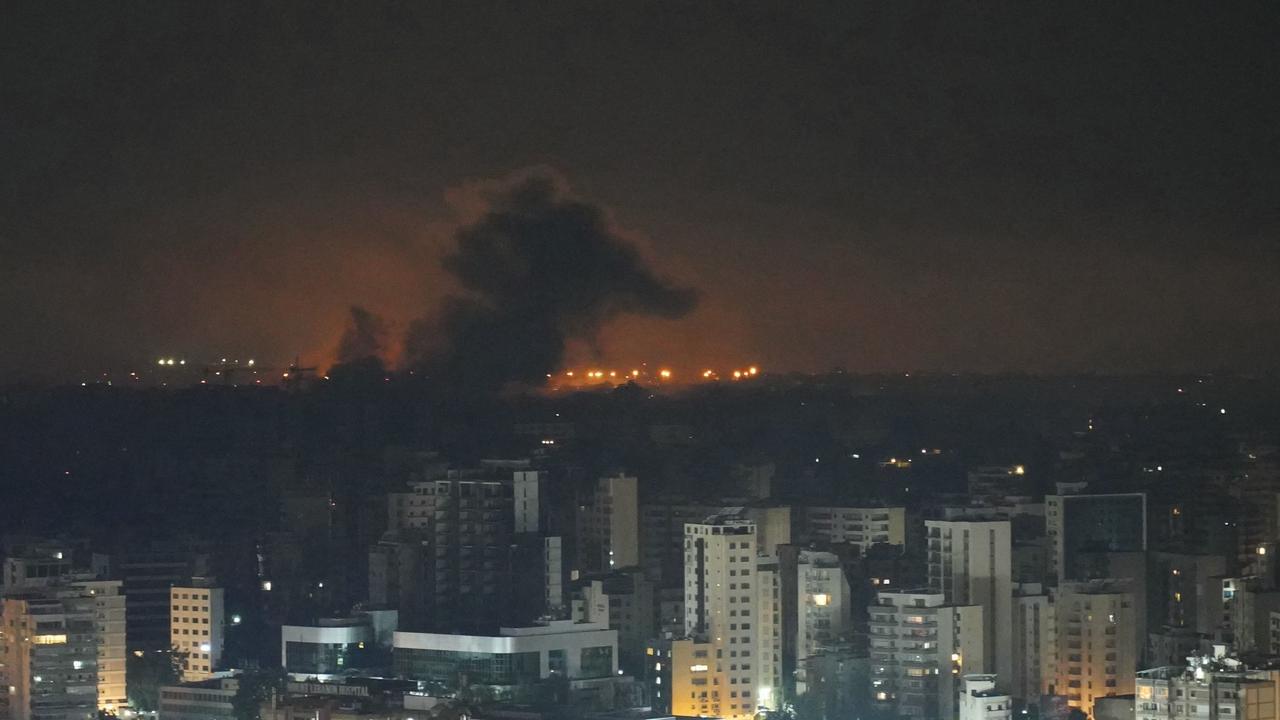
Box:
404, 171, 698, 391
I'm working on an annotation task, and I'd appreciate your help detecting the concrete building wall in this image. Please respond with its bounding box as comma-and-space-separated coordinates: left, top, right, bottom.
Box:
1013, 588, 1054, 702
1046, 493, 1146, 585
74, 579, 127, 712
794, 551, 851, 666
1, 592, 100, 720
756, 557, 782, 710
1053, 581, 1138, 717
170, 583, 224, 682
677, 517, 761, 720
803, 506, 907, 553
959, 674, 1013, 720
926, 519, 1014, 684
869, 591, 985, 720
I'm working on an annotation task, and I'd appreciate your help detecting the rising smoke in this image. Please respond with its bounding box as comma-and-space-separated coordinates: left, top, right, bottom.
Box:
335, 305, 389, 364
405, 171, 698, 392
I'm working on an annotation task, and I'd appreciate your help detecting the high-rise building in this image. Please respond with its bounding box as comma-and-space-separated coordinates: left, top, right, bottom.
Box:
670, 515, 767, 720
513, 470, 549, 534
388, 470, 520, 632
1012, 584, 1054, 703
1051, 580, 1139, 717
959, 674, 1013, 720
794, 643, 869, 719
1, 585, 103, 720
115, 547, 209, 651
1150, 551, 1227, 636
1236, 443, 1280, 574
794, 550, 852, 668
926, 518, 1014, 684
71, 579, 126, 712
802, 506, 907, 554
576, 474, 639, 573
868, 590, 985, 720
640, 498, 719, 586
755, 556, 783, 710
375, 466, 566, 633
645, 637, 674, 714
1045, 490, 1146, 585
1222, 576, 1280, 654
169, 579, 225, 682
0, 546, 126, 715
543, 536, 568, 619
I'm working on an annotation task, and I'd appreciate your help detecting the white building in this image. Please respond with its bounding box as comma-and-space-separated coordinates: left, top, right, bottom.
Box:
671, 515, 768, 720
959, 674, 1012, 720
1052, 580, 1138, 717
72, 579, 127, 712
170, 580, 225, 681
795, 550, 852, 667
869, 590, 985, 720
756, 556, 783, 708
1, 587, 101, 720
803, 506, 907, 553
393, 620, 618, 692
926, 518, 1014, 684
281, 621, 372, 677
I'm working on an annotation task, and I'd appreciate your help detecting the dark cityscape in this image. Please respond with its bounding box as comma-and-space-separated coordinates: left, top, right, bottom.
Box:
3, 5, 1280, 720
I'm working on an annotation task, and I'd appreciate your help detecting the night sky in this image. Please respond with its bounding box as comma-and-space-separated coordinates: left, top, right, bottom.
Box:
3, 3, 1278, 380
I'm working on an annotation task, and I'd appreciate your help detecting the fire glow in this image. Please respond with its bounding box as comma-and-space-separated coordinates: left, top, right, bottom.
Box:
548, 365, 760, 388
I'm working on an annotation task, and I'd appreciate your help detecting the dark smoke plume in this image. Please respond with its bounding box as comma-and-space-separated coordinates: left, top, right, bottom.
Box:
407, 172, 698, 391
335, 305, 388, 363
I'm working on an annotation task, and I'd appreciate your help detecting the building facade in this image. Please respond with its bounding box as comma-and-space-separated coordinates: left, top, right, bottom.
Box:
392, 620, 617, 696
959, 674, 1013, 720
72, 579, 127, 712
1012, 584, 1054, 703
1045, 491, 1146, 585
802, 507, 907, 553
926, 518, 1014, 684
573, 568, 654, 676
1, 588, 101, 720
576, 474, 639, 573
1051, 580, 1139, 717
1136, 654, 1280, 720
671, 516, 768, 720
170, 580, 225, 682
868, 590, 985, 720
794, 550, 851, 668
